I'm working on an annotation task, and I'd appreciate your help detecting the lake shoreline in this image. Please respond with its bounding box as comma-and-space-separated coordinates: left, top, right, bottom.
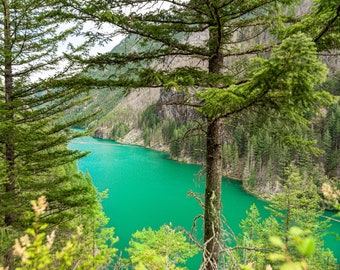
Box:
69, 134, 340, 266
79, 128, 339, 213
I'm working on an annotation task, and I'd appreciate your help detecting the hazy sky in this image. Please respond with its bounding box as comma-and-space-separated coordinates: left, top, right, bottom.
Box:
30, 22, 124, 81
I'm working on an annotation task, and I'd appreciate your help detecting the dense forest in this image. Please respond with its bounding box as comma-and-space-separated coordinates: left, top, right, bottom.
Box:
126, 75, 340, 206
1, 0, 340, 269
69, 36, 340, 207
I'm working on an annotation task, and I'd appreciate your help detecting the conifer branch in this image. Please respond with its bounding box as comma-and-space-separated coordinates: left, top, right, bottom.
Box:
314, 3, 340, 43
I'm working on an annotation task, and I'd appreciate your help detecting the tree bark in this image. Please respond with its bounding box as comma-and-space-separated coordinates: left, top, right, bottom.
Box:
203, 118, 223, 269
202, 8, 224, 267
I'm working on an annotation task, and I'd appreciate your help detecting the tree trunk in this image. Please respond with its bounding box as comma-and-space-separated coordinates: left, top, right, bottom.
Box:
203, 118, 223, 269
202, 11, 224, 268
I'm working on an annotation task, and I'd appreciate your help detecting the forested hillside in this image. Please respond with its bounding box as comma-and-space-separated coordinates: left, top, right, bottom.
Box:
72, 34, 340, 209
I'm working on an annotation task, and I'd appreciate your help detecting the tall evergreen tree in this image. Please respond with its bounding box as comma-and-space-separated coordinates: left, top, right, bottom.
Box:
0, 1, 95, 268
236, 165, 337, 270
61, 0, 339, 268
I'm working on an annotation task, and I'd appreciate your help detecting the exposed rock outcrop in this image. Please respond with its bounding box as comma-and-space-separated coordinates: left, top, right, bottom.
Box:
93, 127, 111, 139
156, 89, 200, 123
92, 87, 161, 143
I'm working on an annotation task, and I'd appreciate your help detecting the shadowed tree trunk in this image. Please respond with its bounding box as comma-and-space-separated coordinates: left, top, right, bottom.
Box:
203, 18, 224, 268
203, 118, 223, 269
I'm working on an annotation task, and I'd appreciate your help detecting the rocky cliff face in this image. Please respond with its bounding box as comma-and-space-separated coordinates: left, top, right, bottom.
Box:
93, 127, 111, 139
91, 87, 161, 145
156, 89, 200, 123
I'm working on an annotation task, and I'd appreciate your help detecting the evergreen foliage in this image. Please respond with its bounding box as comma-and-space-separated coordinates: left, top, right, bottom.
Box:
234, 165, 337, 270
138, 104, 162, 146
112, 122, 130, 141
135, 104, 206, 159
323, 100, 340, 177
217, 80, 339, 202
126, 224, 198, 270
60, 1, 340, 268
168, 121, 206, 163
64, 88, 125, 129
0, 1, 105, 268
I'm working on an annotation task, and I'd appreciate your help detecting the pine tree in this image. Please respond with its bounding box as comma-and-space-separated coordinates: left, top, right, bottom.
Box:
324, 102, 340, 177
61, 1, 339, 268
265, 164, 337, 269
0, 1, 94, 268
235, 165, 337, 270
127, 224, 198, 269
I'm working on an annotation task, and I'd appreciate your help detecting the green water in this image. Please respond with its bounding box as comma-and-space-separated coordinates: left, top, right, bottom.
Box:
69, 135, 340, 268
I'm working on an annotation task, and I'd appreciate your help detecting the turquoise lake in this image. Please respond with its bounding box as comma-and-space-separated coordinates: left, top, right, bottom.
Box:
69, 135, 340, 268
